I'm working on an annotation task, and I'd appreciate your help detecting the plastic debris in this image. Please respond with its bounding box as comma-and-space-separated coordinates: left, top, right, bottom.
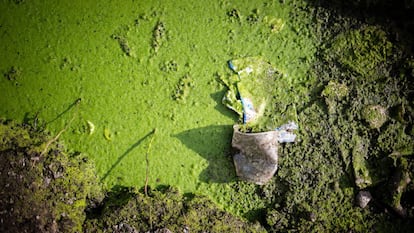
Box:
221, 57, 298, 184
222, 57, 298, 129
276, 121, 298, 143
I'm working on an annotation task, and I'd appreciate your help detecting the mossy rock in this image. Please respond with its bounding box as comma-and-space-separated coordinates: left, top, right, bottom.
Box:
0, 120, 103, 233
361, 105, 388, 129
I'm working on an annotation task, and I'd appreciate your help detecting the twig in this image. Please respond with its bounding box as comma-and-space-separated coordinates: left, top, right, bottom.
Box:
144, 128, 157, 196
144, 128, 156, 231
40, 98, 81, 156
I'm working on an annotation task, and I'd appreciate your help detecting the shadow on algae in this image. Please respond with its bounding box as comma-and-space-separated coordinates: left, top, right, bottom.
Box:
174, 125, 237, 183
100, 130, 155, 182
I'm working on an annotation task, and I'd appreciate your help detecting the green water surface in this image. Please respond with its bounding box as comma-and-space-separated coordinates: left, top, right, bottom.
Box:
0, 0, 316, 216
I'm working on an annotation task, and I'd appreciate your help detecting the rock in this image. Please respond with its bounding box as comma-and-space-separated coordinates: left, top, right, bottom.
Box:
356, 191, 372, 208
308, 212, 317, 222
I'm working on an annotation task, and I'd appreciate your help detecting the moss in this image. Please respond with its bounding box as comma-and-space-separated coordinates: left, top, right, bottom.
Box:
84, 186, 265, 233
352, 135, 373, 189
0, 119, 38, 150
264, 99, 413, 232
321, 80, 349, 114
183, 195, 264, 232
265, 103, 373, 232
260, 3, 414, 229
373, 156, 413, 218
0, 120, 103, 233
378, 121, 414, 155
329, 26, 394, 79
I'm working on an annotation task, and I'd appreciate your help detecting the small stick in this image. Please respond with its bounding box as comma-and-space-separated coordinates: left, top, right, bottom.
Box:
40, 98, 81, 156
144, 128, 157, 196
144, 128, 156, 231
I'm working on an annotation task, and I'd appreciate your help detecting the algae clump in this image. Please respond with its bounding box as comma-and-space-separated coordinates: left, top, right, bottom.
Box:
221, 57, 296, 132
362, 105, 388, 129
321, 80, 349, 114
330, 25, 394, 79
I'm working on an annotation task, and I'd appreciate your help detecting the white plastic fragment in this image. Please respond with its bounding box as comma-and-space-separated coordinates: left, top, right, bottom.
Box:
277, 131, 297, 143
276, 121, 298, 131
276, 121, 298, 143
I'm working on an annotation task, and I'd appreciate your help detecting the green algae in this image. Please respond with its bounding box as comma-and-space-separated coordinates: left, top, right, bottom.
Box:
0, 0, 317, 218
152, 20, 167, 55
172, 74, 194, 102
1, 120, 262, 232
3, 66, 22, 85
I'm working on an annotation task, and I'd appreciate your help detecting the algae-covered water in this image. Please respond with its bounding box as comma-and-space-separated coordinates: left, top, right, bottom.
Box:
2, 1, 414, 231
0, 0, 316, 215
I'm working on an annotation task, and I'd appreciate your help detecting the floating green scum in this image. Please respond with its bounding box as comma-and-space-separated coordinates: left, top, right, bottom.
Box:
221, 57, 298, 184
